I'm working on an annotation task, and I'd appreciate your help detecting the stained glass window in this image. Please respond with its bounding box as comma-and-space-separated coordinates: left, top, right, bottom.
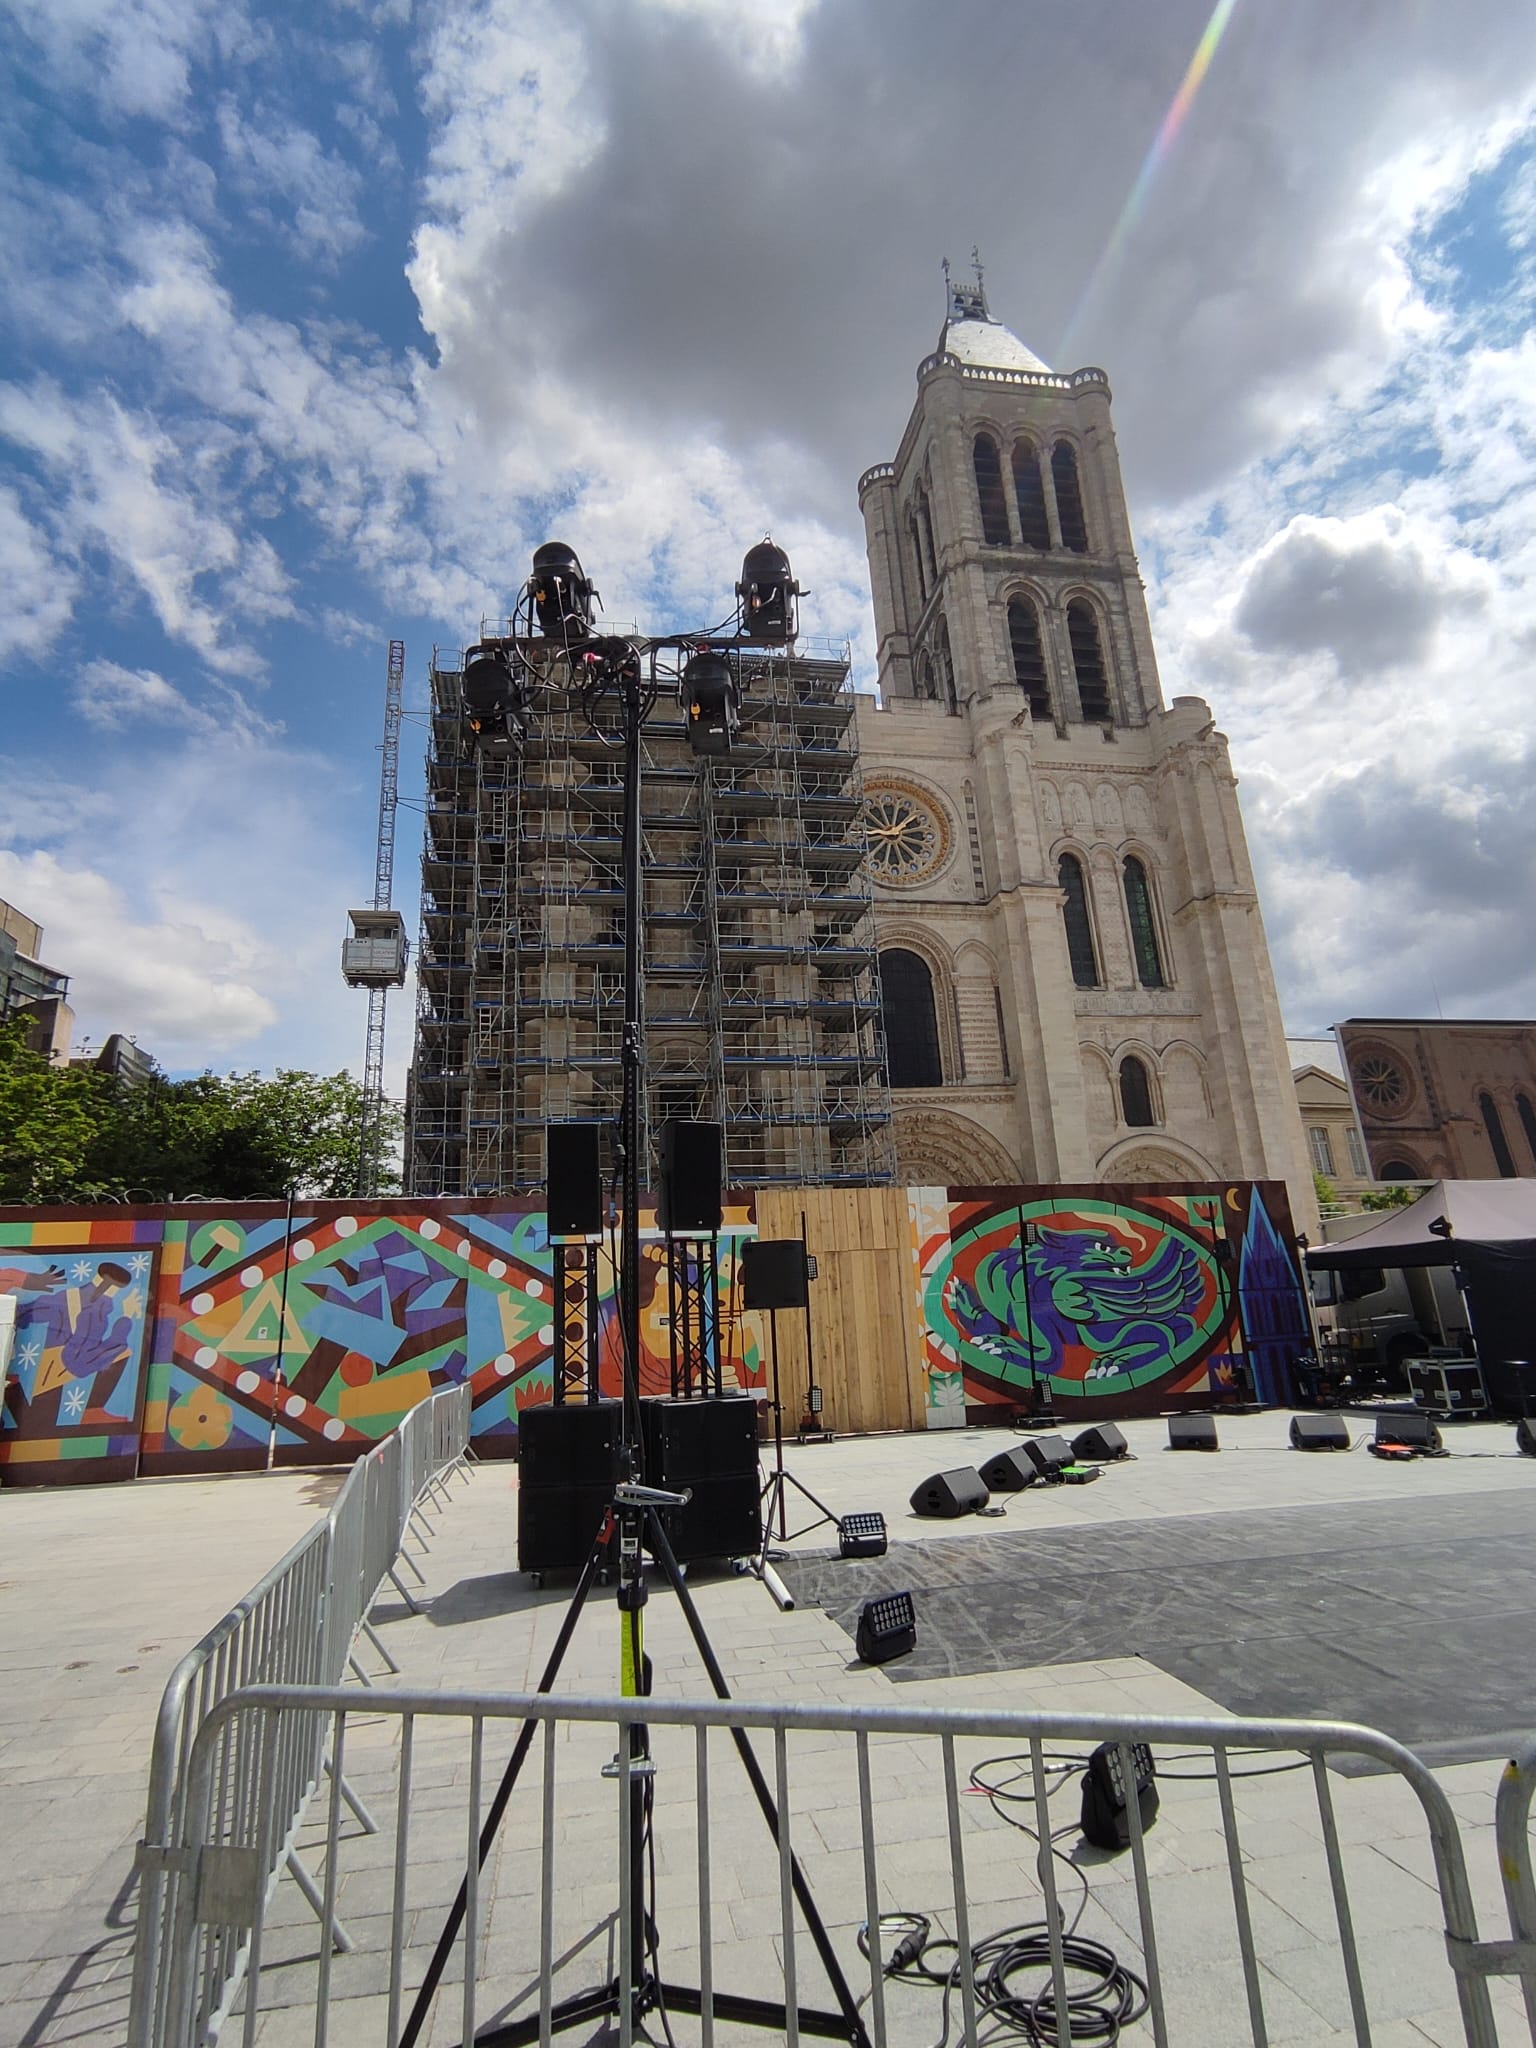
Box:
973, 434, 1010, 546
1058, 854, 1100, 989
880, 949, 943, 1089
1123, 856, 1166, 988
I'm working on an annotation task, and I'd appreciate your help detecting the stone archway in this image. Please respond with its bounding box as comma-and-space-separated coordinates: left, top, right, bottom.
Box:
893, 1110, 1020, 1188
1097, 1141, 1215, 1183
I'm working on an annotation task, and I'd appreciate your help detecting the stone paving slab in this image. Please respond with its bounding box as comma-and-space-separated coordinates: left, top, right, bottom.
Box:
2, 1424, 1533, 2046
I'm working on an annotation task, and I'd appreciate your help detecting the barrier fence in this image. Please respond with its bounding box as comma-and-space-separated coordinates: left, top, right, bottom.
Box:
128, 1383, 472, 2048
136, 1682, 1536, 2048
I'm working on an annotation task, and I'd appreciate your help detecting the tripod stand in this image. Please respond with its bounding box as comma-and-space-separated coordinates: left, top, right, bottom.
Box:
749, 1305, 843, 1608
399, 1477, 871, 2047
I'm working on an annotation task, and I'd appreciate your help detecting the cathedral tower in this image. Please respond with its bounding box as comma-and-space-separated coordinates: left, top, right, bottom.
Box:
854, 271, 1313, 1218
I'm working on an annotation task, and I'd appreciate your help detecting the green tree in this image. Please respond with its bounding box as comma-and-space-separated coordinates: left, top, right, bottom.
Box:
1360, 1183, 1424, 1212
1313, 1169, 1337, 1210
0, 1022, 401, 1204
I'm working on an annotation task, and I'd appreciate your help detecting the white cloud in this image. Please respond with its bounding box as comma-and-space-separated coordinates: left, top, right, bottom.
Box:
0, 487, 77, 662
216, 99, 368, 265
2, 0, 241, 120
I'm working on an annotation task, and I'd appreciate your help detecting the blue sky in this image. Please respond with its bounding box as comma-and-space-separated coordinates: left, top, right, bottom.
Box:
2, 0, 1534, 1085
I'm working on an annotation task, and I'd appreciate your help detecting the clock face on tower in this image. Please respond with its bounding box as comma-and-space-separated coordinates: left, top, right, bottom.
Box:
862, 778, 951, 885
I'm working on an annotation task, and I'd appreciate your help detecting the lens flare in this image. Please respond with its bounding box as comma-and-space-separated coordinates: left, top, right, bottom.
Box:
1057, 0, 1241, 363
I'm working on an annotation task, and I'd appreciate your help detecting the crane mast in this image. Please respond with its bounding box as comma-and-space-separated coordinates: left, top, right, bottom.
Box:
342, 639, 409, 1197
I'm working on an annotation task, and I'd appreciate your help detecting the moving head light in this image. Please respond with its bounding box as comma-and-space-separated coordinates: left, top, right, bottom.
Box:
461, 643, 527, 744
737, 539, 799, 644
682, 650, 739, 756
530, 541, 596, 643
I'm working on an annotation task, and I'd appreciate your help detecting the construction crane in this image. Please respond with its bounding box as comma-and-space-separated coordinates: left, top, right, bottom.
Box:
342, 638, 409, 1197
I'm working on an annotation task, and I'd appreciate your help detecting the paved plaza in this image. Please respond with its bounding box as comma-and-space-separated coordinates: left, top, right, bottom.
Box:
2, 1411, 1534, 2045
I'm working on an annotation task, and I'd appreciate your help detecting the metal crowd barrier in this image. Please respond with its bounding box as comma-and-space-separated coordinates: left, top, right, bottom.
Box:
141, 1684, 1536, 2048
128, 1382, 473, 2048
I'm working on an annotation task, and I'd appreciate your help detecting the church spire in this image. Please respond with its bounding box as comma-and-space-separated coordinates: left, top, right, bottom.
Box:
936, 254, 1051, 374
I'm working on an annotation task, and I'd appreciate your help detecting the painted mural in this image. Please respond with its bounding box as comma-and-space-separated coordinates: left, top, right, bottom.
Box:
914, 1183, 1302, 1423
0, 1199, 762, 1486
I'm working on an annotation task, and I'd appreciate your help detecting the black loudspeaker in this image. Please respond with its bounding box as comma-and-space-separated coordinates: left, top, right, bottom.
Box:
546, 1121, 603, 1237
1073, 1423, 1129, 1463
1375, 1412, 1442, 1454
856, 1591, 917, 1665
517, 1401, 624, 1572
1516, 1416, 1536, 1458
641, 1396, 760, 1561
1291, 1413, 1351, 1451
909, 1467, 990, 1518
979, 1445, 1038, 1493
1169, 1413, 1218, 1450
1023, 1433, 1074, 1480
741, 1238, 810, 1310
657, 1119, 723, 1236
1080, 1742, 1159, 1852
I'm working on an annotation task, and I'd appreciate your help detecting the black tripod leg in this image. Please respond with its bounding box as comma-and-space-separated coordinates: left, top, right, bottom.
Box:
643, 1509, 874, 2048
397, 1527, 609, 2048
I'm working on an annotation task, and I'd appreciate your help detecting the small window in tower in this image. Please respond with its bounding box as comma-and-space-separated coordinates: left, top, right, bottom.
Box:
1012, 441, 1050, 550
880, 949, 943, 1089
916, 653, 937, 702
1067, 601, 1112, 723
918, 489, 938, 585
1007, 597, 1051, 719
1478, 1092, 1517, 1177
1058, 854, 1100, 989
993, 984, 1011, 1077
933, 616, 958, 714
909, 515, 928, 603
1053, 442, 1089, 552
973, 434, 1011, 547
1122, 856, 1166, 988
1119, 1056, 1155, 1127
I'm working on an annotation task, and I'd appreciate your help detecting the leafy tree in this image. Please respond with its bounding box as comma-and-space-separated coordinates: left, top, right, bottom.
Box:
1360, 1183, 1424, 1212
0, 1020, 401, 1203
1313, 1169, 1337, 1210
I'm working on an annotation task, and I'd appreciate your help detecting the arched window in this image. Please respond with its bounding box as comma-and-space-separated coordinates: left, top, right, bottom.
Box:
973, 434, 1010, 546
1122, 856, 1166, 988
918, 490, 938, 585
1057, 854, 1100, 989
1379, 1158, 1421, 1181
1012, 441, 1050, 550
1052, 441, 1088, 552
1479, 1092, 1517, 1177
1119, 1056, 1155, 1127
908, 514, 928, 604
1007, 597, 1050, 719
1067, 601, 1112, 722
880, 949, 943, 1088
933, 615, 957, 713
1518, 1094, 1536, 1170
916, 652, 937, 702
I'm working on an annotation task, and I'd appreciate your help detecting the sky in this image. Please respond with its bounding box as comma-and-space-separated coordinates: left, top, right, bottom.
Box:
2, 0, 1534, 1090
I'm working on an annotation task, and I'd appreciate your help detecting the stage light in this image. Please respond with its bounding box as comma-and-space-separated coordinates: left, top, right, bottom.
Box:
681, 649, 739, 755
530, 540, 595, 642
461, 643, 527, 743
737, 539, 799, 644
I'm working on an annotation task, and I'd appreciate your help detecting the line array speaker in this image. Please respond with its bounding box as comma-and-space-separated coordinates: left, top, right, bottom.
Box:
1168, 1413, 1218, 1451
517, 1400, 623, 1573
657, 1119, 723, 1236
641, 1396, 760, 1562
740, 1238, 810, 1311
1072, 1423, 1129, 1463
978, 1445, 1038, 1493
1291, 1413, 1351, 1451
546, 1122, 603, 1238
909, 1467, 989, 1518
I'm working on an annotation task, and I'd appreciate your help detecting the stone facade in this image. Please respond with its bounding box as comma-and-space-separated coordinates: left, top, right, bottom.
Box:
854, 278, 1316, 1226
1336, 1019, 1536, 1181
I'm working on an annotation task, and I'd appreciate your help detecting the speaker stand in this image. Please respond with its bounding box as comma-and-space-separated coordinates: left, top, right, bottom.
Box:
398, 1481, 869, 2048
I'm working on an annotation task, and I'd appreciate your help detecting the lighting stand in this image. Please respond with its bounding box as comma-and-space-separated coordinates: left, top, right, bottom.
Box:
749, 1303, 844, 1611
406, 541, 862, 2046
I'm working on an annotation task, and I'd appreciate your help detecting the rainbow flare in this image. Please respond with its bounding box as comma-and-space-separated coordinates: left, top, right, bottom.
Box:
1057, 0, 1241, 363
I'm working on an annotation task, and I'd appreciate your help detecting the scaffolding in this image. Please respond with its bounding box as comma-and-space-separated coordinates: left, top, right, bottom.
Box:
406, 635, 895, 1197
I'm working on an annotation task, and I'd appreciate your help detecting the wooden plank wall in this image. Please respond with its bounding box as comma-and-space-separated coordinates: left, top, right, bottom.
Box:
752, 1187, 925, 1435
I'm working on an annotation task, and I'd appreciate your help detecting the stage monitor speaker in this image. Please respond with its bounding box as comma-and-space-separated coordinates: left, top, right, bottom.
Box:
1291, 1413, 1350, 1451
1080, 1741, 1159, 1853
1023, 1433, 1074, 1480
855, 1591, 917, 1666
658, 1119, 723, 1236
1168, 1413, 1218, 1451
1516, 1415, 1536, 1458
979, 1445, 1038, 1493
838, 1511, 888, 1559
1375, 1412, 1442, 1454
909, 1467, 989, 1518
546, 1121, 603, 1237
1073, 1423, 1129, 1463
740, 1237, 810, 1310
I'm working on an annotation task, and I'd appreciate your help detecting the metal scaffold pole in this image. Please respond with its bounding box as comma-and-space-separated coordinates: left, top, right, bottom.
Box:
343, 639, 409, 1200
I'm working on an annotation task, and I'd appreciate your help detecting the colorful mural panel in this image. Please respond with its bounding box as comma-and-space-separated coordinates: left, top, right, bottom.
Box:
0, 1249, 156, 1479
914, 1183, 1303, 1423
